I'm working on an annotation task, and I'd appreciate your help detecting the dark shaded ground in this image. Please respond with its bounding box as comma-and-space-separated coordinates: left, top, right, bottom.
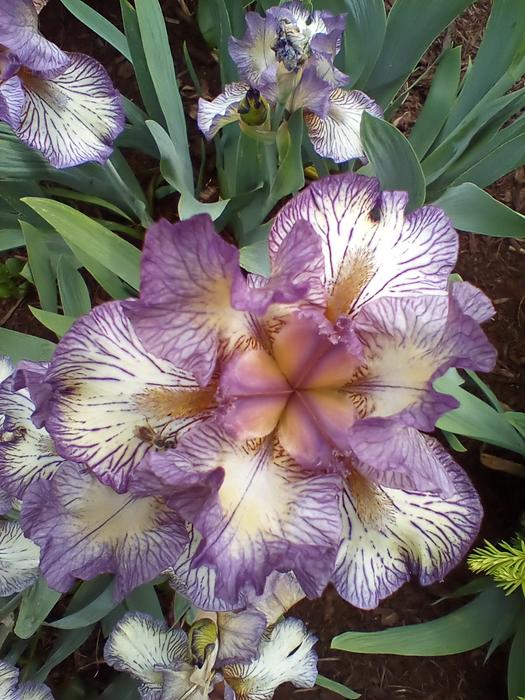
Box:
1, 1, 524, 698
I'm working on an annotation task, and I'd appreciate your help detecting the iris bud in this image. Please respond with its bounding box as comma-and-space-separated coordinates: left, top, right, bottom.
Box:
238, 88, 269, 126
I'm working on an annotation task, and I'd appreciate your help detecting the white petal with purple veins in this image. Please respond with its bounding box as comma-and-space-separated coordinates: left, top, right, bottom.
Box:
0, 76, 25, 130
152, 425, 342, 609
197, 82, 248, 140
223, 617, 318, 700
19, 683, 54, 700
0, 0, 69, 74
0, 660, 19, 700
16, 52, 124, 168
0, 383, 63, 499
105, 612, 189, 698
348, 294, 496, 431
270, 173, 458, 317
21, 463, 188, 600
0, 520, 40, 596
228, 13, 278, 96
305, 89, 382, 163
45, 301, 213, 493
333, 440, 482, 609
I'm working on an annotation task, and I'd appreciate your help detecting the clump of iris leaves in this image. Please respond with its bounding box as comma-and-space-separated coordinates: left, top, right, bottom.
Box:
1, 0, 525, 699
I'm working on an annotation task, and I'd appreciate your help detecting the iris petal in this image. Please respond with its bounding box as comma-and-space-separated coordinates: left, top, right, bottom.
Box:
16, 52, 124, 168
270, 173, 458, 313
45, 301, 212, 493
305, 88, 382, 163
21, 463, 188, 601
0, 520, 39, 596
197, 82, 248, 140
333, 439, 482, 609
0, 76, 25, 130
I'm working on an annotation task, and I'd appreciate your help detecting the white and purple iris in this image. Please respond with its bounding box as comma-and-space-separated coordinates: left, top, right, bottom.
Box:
0, 0, 124, 168
0, 172, 495, 616
198, 2, 382, 163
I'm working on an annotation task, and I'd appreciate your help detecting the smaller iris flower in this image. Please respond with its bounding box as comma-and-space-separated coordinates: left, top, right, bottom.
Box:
198, 2, 382, 163
0, 0, 124, 167
105, 578, 317, 700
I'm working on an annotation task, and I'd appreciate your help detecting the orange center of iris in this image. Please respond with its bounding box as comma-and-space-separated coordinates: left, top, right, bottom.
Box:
222, 315, 361, 463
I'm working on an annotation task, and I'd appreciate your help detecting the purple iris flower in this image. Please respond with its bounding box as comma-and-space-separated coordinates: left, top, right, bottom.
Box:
0, 659, 54, 699
16, 172, 496, 612
198, 2, 382, 163
0, 0, 124, 168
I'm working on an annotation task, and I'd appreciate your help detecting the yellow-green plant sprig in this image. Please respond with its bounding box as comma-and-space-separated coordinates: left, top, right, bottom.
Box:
468, 537, 525, 596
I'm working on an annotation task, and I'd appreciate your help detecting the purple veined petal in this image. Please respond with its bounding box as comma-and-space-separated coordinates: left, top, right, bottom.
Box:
19, 682, 54, 700
348, 422, 457, 496
104, 612, 189, 700
450, 280, 495, 323
159, 666, 213, 700
305, 88, 382, 163
270, 173, 459, 318
0, 0, 69, 74
0, 375, 64, 499
20, 462, 189, 601
237, 219, 327, 315
228, 12, 278, 93
169, 532, 305, 621
153, 422, 342, 608
216, 609, 267, 666
15, 52, 124, 168
249, 571, 305, 626
312, 55, 349, 90
0, 660, 20, 700
123, 215, 258, 387
0, 488, 13, 515
285, 64, 331, 117
45, 301, 214, 494
0, 520, 40, 596
197, 82, 248, 140
348, 294, 496, 433
223, 617, 318, 700
12, 359, 51, 429
0, 76, 25, 130
333, 439, 482, 610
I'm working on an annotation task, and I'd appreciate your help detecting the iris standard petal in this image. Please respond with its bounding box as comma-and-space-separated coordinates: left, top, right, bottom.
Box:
450, 279, 495, 323
0, 0, 69, 74
238, 219, 326, 315
305, 88, 383, 163
0, 520, 39, 596
149, 423, 342, 608
123, 215, 258, 387
197, 82, 248, 139
333, 439, 482, 609
21, 462, 188, 601
223, 617, 318, 700
348, 294, 496, 433
215, 609, 267, 665
0, 373, 64, 499
270, 173, 458, 319
45, 301, 213, 493
105, 612, 189, 700
15, 52, 124, 168
0, 76, 25, 130
228, 12, 278, 97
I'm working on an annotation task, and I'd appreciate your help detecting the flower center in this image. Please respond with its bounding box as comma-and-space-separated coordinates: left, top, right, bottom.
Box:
272, 19, 311, 72
219, 314, 362, 466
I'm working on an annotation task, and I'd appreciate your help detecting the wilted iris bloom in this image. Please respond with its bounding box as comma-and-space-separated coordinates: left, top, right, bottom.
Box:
104, 576, 316, 700
198, 2, 382, 162
0, 0, 124, 167
23, 172, 496, 612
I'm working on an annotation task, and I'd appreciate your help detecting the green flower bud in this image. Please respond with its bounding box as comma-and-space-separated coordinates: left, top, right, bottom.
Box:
238, 88, 269, 126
